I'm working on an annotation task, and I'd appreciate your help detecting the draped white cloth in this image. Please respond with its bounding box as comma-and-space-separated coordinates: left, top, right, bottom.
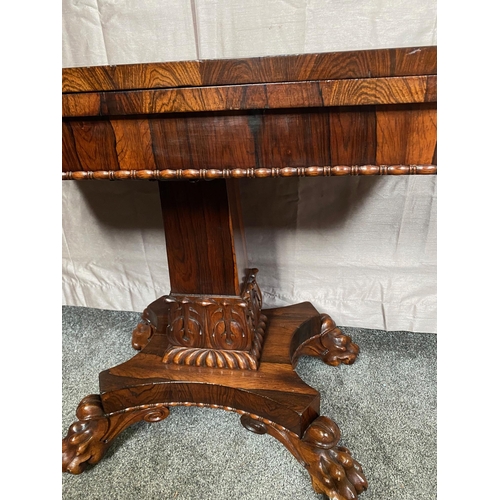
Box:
62, 0, 437, 332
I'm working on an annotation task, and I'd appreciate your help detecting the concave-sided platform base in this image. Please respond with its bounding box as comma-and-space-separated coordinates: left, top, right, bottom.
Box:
62, 302, 367, 500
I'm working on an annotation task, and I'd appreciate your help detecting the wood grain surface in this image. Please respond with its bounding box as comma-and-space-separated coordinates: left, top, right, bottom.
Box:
63, 46, 436, 93
62, 47, 437, 179
99, 303, 325, 435
62, 76, 435, 117
63, 104, 436, 175
159, 180, 245, 296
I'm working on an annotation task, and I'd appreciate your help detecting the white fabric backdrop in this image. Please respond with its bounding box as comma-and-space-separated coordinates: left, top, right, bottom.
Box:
62, 0, 437, 332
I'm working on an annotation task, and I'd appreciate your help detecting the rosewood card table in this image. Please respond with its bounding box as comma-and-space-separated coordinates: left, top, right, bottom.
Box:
62, 46, 437, 499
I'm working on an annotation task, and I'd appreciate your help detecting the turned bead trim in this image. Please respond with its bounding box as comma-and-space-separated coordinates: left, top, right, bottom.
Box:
62, 164, 437, 181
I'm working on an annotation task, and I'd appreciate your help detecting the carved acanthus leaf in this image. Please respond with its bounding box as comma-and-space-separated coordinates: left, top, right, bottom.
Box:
162, 314, 267, 370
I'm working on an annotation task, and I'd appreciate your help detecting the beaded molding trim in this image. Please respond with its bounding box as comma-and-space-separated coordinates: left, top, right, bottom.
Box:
62, 164, 437, 180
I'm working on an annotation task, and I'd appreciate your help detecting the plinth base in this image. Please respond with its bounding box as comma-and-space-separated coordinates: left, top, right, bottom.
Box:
62, 302, 367, 500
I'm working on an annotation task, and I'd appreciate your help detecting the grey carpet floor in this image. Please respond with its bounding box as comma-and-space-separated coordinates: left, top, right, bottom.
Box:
62, 306, 436, 500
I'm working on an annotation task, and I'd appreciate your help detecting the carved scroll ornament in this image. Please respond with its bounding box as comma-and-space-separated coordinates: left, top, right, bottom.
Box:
293, 314, 360, 366
62, 395, 170, 474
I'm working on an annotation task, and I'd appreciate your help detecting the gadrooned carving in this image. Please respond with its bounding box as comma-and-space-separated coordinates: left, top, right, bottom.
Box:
162, 269, 267, 370
163, 314, 267, 370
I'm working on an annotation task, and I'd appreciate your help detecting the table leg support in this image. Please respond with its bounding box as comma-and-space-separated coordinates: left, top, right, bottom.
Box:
62, 395, 170, 474
293, 314, 360, 367
62, 181, 367, 497
241, 414, 368, 500
62, 303, 368, 498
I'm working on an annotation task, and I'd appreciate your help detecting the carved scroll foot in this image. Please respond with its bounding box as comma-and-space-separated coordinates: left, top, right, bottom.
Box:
131, 320, 154, 350
241, 415, 367, 500
294, 314, 360, 366
62, 394, 170, 474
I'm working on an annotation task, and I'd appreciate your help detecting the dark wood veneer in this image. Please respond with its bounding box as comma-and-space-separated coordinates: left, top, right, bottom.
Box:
159, 180, 245, 296
62, 47, 436, 181
63, 46, 436, 93
63, 105, 436, 175
62, 75, 435, 117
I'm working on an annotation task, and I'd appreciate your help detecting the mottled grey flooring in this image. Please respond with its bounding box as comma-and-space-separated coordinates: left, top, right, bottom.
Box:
62, 306, 436, 500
